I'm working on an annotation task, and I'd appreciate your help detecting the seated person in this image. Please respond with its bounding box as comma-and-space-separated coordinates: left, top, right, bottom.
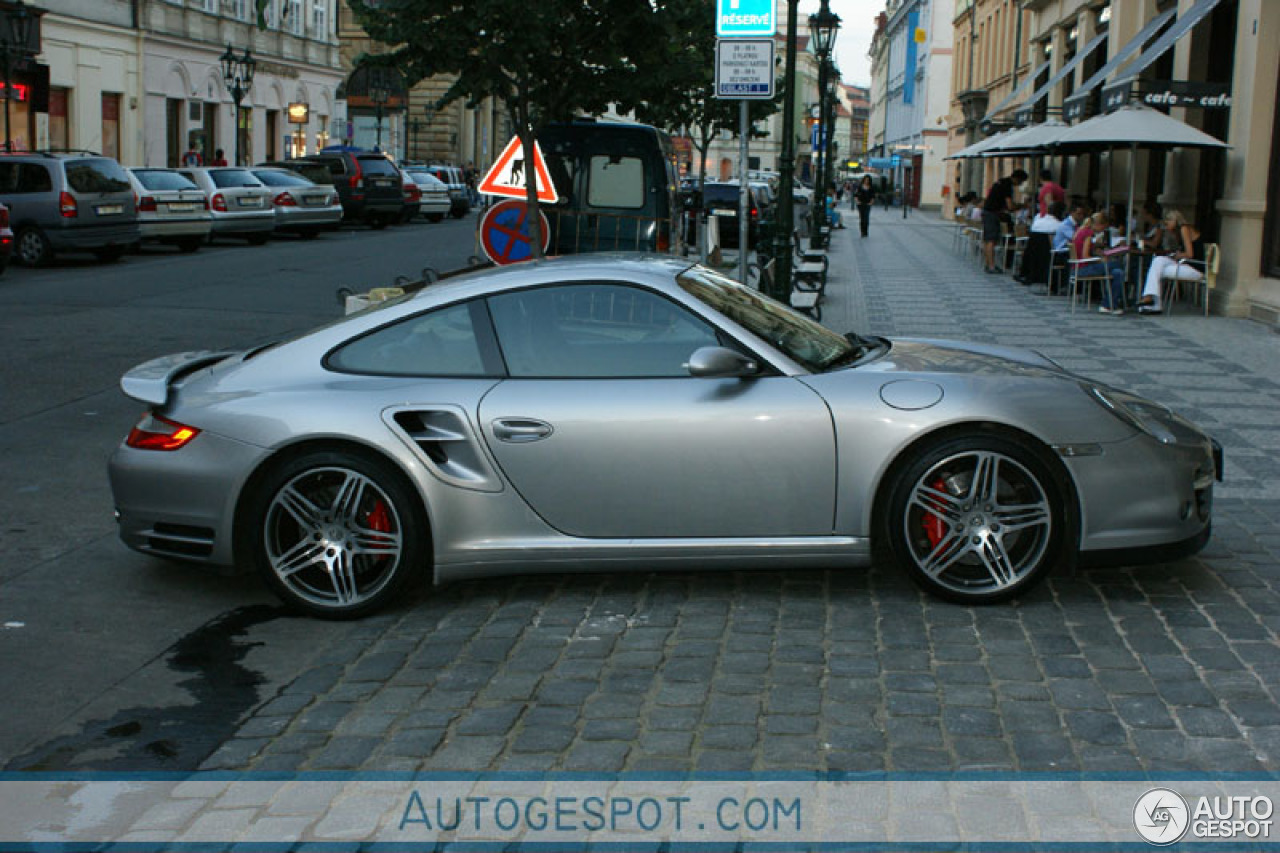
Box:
1031, 201, 1064, 234
826, 190, 844, 229
1138, 209, 1205, 314
1072, 212, 1127, 315
1053, 203, 1088, 253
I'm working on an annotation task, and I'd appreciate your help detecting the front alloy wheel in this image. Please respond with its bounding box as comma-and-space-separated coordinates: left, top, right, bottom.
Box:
248, 451, 426, 618
888, 437, 1065, 603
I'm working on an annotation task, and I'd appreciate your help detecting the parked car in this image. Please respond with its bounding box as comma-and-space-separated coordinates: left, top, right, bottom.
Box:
700, 181, 760, 249
425, 164, 470, 218
538, 120, 683, 254
256, 159, 336, 190
398, 169, 422, 223
108, 256, 1220, 618
0, 152, 139, 266
126, 168, 212, 253
308, 149, 403, 228
250, 167, 343, 238
176, 167, 275, 244
0, 201, 12, 275
403, 169, 451, 222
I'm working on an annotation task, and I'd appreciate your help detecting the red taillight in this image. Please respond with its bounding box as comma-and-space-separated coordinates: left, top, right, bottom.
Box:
211, 193, 228, 212
126, 413, 201, 451
405, 185, 421, 201
329, 194, 339, 206
138, 196, 157, 212
750, 207, 758, 218
274, 191, 298, 207
0, 206, 9, 228
656, 230, 670, 253
348, 157, 363, 189
59, 191, 78, 218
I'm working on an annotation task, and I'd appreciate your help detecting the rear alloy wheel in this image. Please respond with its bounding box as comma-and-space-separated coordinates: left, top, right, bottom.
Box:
16, 227, 52, 266
886, 436, 1066, 604
246, 450, 427, 619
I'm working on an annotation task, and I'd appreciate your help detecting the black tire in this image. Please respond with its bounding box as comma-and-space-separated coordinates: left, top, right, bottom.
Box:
426, 213, 444, 223
883, 434, 1068, 604
15, 227, 52, 267
178, 238, 202, 253
300, 229, 320, 240
247, 233, 270, 246
240, 449, 428, 619
94, 246, 126, 263
449, 208, 466, 219
370, 214, 388, 230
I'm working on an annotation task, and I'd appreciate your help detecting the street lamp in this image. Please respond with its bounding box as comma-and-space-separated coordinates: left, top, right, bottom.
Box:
2, 0, 34, 153
370, 77, 390, 151
808, 0, 840, 248
219, 44, 255, 166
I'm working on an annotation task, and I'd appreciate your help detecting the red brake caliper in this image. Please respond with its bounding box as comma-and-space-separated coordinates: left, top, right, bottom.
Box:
364, 501, 392, 561
922, 476, 948, 548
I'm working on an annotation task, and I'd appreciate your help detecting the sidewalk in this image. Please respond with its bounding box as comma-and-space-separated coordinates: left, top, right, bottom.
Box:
821, 208, 1280, 501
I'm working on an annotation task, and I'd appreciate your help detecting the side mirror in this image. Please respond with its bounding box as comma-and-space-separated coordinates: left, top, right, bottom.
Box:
686, 346, 759, 378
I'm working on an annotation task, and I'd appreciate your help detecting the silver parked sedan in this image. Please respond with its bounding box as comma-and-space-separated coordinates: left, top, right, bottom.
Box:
177, 167, 275, 244
108, 256, 1221, 618
126, 168, 212, 252
251, 167, 343, 238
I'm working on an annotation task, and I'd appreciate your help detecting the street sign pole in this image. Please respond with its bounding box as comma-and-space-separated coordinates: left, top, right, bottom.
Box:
714, 35, 774, 286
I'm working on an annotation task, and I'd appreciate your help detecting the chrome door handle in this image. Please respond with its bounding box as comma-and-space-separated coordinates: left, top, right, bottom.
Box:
492, 418, 554, 443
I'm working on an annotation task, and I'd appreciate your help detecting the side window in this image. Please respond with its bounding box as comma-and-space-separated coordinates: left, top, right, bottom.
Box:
487, 284, 719, 378
587, 156, 645, 209
10, 164, 51, 193
326, 159, 345, 176
327, 302, 489, 376
0, 163, 17, 192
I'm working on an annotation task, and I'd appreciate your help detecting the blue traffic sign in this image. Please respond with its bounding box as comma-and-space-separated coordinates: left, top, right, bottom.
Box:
716, 0, 775, 37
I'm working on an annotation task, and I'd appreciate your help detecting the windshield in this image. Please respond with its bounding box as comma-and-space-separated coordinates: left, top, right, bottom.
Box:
677, 266, 856, 372
210, 169, 262, 188
253, 169, 313, 187
133, 169, 200, 191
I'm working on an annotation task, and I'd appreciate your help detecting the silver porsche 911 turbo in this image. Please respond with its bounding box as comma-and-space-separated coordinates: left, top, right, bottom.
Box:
108, 255, 1221, 618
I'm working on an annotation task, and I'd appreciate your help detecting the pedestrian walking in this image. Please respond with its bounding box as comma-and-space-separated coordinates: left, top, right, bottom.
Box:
854, 175, 876, 238
181, 145, 203, 167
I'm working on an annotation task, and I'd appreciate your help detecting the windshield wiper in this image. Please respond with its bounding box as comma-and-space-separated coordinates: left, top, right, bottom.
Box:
823, 332, 880, 371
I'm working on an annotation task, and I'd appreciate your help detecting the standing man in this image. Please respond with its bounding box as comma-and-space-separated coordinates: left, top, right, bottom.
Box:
982, 168, 1028, 274
1037, 168, 1066, 216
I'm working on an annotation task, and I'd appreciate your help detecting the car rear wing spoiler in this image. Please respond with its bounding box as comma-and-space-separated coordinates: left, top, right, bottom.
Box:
120, 350, 237, 406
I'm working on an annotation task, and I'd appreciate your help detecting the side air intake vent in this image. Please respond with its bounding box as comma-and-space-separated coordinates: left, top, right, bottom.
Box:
385, 406, 503, 492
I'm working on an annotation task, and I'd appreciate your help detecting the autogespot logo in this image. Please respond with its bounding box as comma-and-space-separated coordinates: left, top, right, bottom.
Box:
1134, 788, 1190, 845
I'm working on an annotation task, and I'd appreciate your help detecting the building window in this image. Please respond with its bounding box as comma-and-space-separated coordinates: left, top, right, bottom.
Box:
312, 0, 329, 38
225, 0, 250, 22
317, 113, 329, 150
49, 88, 69, 151
102, 93, 121, 160
282, 0, 302, 34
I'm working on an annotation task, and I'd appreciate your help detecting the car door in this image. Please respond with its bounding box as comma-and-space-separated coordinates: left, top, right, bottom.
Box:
477, 282, 836, 539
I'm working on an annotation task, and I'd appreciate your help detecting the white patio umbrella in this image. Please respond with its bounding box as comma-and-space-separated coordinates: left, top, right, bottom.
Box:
981, 120, 1069, 156
944, 129, 1018, 160
1050, 104, 1230, 240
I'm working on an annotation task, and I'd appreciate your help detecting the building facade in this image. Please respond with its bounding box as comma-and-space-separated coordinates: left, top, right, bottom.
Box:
949, 0, 1279, 323
868, 0, 955, 209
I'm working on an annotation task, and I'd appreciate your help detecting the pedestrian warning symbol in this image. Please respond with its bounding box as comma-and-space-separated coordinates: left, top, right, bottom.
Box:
478, 136, 559, 204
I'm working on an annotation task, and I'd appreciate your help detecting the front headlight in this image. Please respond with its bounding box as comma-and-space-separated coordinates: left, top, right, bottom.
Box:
1083, 384, 1202, 445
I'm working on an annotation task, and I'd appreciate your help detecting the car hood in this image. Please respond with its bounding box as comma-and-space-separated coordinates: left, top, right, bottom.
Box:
863, 337, 1069, 380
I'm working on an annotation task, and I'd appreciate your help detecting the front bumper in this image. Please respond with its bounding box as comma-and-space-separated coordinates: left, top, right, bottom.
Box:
1068, 431, 1218, 558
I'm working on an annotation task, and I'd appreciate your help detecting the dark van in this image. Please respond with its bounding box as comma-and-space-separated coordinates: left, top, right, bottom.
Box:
536, 120, 683, 255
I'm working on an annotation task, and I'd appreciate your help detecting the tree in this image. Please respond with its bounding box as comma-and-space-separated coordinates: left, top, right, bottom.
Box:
345, 0, 666, 259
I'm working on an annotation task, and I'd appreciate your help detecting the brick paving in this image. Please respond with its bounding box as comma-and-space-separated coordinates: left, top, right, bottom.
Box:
202, 210, 1280, 775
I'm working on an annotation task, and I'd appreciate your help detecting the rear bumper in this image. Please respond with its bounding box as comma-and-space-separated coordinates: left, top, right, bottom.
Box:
275, 206, 344, 230
139, 218, 213, 240
211, 213, 275, 234
48, 223, 141, 250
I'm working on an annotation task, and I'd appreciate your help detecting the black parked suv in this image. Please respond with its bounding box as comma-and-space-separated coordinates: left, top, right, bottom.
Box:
306, 150, 402, 228
0, 152, 139, 265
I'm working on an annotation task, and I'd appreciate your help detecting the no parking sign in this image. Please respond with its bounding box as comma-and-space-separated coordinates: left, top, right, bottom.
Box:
478, 200, 551, 265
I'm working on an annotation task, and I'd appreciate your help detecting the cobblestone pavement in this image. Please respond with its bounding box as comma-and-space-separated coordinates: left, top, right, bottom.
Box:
175, 213, 1280, 774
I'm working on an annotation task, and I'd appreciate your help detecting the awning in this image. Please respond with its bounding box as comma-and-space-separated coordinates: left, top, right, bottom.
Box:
980, 60, 1052, 123
1061, 7, 1177, 121
982, 120, 1068, 156
1010, 30, 1109, 124
1108, 0, 1223, 92
944, 129, 1017, 160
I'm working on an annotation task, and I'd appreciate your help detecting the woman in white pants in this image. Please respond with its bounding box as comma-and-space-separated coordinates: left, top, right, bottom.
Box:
1138, 209, 1204, 314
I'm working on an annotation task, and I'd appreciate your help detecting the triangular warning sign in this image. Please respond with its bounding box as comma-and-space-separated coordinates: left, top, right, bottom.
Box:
478, 136, 559, 204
